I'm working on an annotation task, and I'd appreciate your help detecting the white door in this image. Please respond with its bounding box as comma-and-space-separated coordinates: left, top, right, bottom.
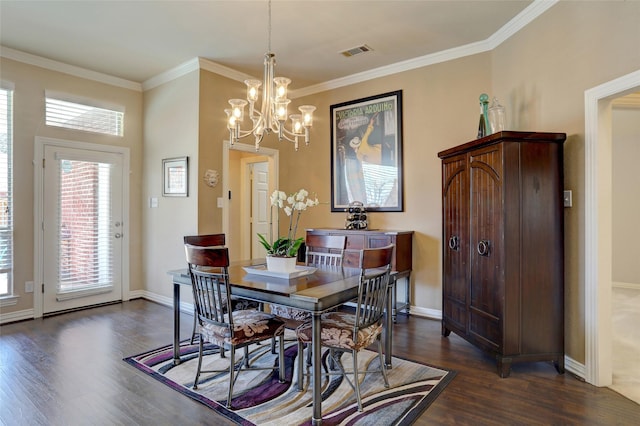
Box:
42, 145, 124, 314
251, 161, 270, 258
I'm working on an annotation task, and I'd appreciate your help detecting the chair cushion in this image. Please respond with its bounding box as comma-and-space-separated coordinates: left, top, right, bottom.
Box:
199, 310, 284, 347
296, 312, 382, 351
270, 304, 312, 322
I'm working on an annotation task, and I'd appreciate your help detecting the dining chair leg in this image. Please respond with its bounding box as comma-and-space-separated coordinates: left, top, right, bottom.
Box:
296, 340, 305, 391
193, 337, 204, 390
377, 339, 390, 388
190, 310, 197, 345
279, 334, 285, 383
352, 350, 363, 411
227, 347, 236, 408
243, 346, 250, 367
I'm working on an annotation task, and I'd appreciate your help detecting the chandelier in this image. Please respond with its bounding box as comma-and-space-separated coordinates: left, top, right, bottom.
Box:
225, 0, 316, 151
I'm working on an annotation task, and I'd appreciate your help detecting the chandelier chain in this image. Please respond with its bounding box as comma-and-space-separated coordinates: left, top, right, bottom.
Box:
268, 0, 272, 53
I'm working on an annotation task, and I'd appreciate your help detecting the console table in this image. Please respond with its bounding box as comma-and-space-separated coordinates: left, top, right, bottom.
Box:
306, 228, 413, 320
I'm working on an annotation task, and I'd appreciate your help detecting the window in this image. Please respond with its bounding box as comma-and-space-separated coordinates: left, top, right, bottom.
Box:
45, 93, 124, 137
1, 83, 14, 298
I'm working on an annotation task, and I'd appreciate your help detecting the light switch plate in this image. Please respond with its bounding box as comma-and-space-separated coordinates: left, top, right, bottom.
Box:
217, 197, 224, 208
563, 190, 572, 207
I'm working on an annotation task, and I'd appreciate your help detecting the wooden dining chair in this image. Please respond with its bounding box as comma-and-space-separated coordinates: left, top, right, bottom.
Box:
295, 244, 394, 411
184, 234, 259, 345
269, 235, 347, 355
185, 245, 286, 408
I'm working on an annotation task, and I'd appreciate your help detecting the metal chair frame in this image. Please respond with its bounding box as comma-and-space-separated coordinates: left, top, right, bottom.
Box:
186, 245, 285, 408
296, 244, 394, 411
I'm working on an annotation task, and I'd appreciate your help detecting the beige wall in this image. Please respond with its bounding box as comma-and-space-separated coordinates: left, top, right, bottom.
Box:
142, 70, 200, 302
491, 0, 640, 363
275, 53, 493, 315
0, 58, 143, 314
612, 105, 640, 285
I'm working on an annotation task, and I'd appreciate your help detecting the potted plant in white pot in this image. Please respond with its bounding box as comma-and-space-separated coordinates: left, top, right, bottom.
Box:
258, 188, 319, 273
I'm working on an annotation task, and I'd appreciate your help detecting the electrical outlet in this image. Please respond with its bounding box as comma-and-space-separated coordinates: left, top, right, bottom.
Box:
563, 190, 572, 207
25, 281, 34, 293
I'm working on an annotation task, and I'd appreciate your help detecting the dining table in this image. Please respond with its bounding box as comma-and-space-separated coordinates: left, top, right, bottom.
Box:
168, 258, 396, 425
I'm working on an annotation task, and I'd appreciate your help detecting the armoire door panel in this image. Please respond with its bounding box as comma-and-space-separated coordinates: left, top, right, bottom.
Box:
442, 155, 468, 319
469, 145, 503, 319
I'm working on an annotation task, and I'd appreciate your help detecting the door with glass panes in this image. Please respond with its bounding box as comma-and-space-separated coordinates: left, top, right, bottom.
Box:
42, 145, 123, 314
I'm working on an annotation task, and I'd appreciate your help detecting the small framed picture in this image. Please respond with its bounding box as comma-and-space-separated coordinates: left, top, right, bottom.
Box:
162, 156, 188, 197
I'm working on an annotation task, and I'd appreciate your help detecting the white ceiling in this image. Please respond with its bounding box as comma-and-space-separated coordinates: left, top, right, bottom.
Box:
1, 1, 538, 89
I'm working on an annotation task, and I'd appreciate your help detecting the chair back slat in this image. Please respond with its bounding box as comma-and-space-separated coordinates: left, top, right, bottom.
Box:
305, 234, 347, 267
185, 245, 233, 328
354, 245, 394, 332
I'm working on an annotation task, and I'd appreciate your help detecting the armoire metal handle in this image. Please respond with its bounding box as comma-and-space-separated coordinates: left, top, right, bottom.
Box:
477, 240, 490, 256
448, 235, 459, 251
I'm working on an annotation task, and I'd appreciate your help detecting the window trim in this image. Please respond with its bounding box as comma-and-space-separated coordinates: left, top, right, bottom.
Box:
0, 82, 14, 299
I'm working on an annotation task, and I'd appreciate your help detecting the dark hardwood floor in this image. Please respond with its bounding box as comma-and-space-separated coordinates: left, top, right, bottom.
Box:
1, 299, 638, 425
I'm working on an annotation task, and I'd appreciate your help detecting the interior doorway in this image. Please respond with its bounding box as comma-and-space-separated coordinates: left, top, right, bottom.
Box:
584, 70, 640, 387
222, 142, 279, 261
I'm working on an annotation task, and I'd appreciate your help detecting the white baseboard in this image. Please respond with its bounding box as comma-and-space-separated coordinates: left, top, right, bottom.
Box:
564, 355, 586, 380
0, 308, 34, 325
132, 290, 194, 315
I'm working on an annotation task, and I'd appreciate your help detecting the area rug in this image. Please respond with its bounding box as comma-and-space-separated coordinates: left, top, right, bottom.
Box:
124, 336, 455, 425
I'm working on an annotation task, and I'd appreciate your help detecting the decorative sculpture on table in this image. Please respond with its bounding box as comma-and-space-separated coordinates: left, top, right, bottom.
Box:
345, 201, 367, 230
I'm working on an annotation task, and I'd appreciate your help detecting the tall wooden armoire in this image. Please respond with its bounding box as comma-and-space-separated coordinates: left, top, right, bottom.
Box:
438, 131, 566, 377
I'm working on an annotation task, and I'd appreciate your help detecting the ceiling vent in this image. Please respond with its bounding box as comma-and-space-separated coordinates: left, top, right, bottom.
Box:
340, 44, 373, 58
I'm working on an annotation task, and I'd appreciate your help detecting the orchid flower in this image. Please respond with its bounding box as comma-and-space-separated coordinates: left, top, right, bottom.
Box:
258, 188, 320, 257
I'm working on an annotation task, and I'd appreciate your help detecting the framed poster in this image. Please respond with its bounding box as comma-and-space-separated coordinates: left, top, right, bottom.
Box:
330, 90, 403, 212
162, 156, 188, 197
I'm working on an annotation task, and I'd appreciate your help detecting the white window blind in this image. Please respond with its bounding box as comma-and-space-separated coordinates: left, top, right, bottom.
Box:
0, 86, 13, 297
57, 158, 114, 294
46, 96, 124, 137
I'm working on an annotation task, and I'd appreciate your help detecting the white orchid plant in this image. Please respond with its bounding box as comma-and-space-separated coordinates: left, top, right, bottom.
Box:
258, 189, 319, 257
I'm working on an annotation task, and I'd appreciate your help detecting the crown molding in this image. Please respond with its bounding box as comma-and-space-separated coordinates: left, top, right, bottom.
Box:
291, 0, 559, 98
486, 0, 558, 49
141, 57, 257, 91
0, 46, 142, 91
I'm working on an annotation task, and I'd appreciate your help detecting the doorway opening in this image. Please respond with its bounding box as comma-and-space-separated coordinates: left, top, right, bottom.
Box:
584, 70, 640, 387
221, 142, 279, 261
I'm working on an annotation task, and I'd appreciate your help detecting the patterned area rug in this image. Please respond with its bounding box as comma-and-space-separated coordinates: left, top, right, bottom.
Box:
124, 335, 455, 425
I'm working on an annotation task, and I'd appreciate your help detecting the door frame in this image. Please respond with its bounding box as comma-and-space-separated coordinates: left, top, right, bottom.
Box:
222, 141, 279, 260
33, 136, 130, 318
584, 69, 640, 386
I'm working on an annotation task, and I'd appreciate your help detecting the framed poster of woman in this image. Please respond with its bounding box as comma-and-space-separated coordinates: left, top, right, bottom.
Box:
330, 90, 403, 212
